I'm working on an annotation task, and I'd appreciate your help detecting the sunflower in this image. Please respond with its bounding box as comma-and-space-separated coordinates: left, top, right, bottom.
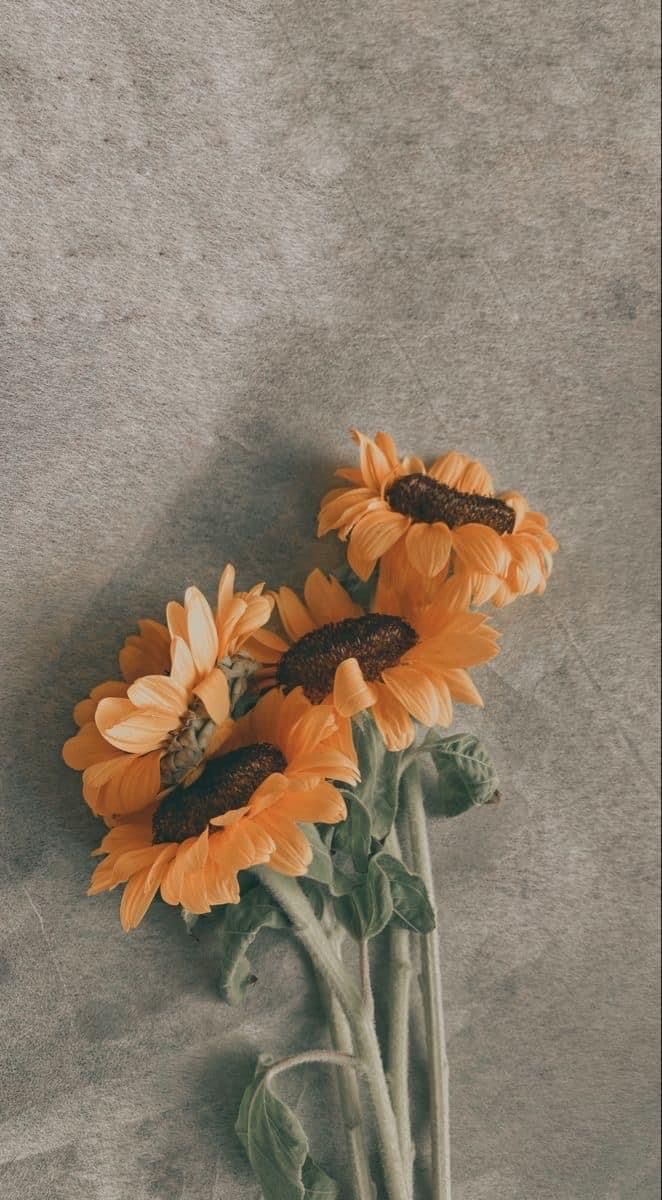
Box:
267, 568, 499, 751
317, 429, 558, 605
63, 567, 280, 823
87, 688, 355, 930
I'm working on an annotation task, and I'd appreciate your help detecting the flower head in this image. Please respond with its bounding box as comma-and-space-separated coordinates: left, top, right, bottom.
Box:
318, 429, 558, 605
63, 566, 282, 823
88, 688, 355, 930
268, 568, 500, 750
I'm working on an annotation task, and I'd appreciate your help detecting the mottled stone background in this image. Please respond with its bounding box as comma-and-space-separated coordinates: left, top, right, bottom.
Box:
1, 2, 659, 1198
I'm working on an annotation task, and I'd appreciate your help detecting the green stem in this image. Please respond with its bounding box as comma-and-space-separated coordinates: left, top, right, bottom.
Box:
384, 827, 415, 1195
265, 1048, 361, 1084
319, 972, 376, 1200
257, 867, 410, 1200
402, 761, 452, 1200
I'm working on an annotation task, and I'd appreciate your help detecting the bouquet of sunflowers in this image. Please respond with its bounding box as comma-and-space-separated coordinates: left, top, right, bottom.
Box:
63, 430, 557, 1200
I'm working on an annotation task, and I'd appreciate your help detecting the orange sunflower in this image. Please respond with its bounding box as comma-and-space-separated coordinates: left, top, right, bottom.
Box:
267, 568, 499, 751
63, 567, 279, 823
87, 687, 355, 930
317, 429, 558, 605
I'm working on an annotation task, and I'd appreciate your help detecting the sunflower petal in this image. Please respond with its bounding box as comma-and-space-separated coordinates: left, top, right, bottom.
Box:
405, 522, 452, 578
185, 587, 219, 677
452, 524, 510, 576
333, 658, 377, 717
274, 587, 316, 642
193, 668, 230, 725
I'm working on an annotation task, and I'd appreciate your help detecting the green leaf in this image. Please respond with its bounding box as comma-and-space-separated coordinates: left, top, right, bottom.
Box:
351, 715, 402, 839
236, 1058, 339, 1200
375, 852, 436, 933
298, 876, 326, 920
332, 794, 371, 874
215, 884, 287, 1005
333, 855, 393, 940
299, 824, 335, 886
418, 731, 499, 816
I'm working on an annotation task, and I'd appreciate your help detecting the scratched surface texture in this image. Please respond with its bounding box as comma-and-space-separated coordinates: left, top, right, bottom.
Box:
1, 2, 659, 1198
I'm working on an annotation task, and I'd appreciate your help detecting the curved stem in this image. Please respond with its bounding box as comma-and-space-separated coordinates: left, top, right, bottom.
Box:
257, 867, 410, 1200
319, 974, 376, 1200
265, 1048, 361, 1085
402, 761, 452, 1200
384, 827, 414, 1195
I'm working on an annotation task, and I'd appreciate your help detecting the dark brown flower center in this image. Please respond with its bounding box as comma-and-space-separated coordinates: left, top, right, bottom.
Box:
152, 743, 286, 844
386, 473, 515, 534
276, 613, 418, 704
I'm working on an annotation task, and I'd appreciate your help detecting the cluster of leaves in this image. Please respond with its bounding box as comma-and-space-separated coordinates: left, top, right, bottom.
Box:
213, 719, 498, 1199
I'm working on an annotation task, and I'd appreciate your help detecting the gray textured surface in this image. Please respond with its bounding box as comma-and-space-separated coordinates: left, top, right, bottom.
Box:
1, 2, 659, 1198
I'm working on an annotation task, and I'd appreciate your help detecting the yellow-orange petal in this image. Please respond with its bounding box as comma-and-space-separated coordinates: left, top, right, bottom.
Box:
283, 703, 337, 760
216, 564, 237, 631
166, 600, 187, 641
127, 674, 187, 714
427, 451, 471, 487
452, 523, 511, 576
242, 627, 289, 665
347, 509, 408, 581
274, 587, 316, 642
381, 664, 440, 726
193, 668, 230, 726
333, 657, 377, 717
370, 683, 414, 751
168, 635, 197, 691
404, 521, 452, 578
120, 867, 162, 930
317, 487, 377, 537
95, 698, 178, 754
374, 431, 400, 468
277, 781, 347, 825
257, 810, 313, 876
442, 667, 484, 707
185, 587, 219, 678
303, 569, 362, 626
63, 722, 123, 770
286, 747, 359, 785
103, 749, 163, 817
457, 459, 494, 495
351, 428, 393, 491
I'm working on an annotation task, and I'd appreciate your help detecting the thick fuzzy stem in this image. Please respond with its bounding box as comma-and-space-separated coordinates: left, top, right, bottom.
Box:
257, 868, 410, 1200
384, 827, 415, 1194
402, 761, 452, 1200
320, 977, 376, 1200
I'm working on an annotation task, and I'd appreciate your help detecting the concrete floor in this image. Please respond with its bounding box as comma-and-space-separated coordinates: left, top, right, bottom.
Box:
1, 2, 659, 1197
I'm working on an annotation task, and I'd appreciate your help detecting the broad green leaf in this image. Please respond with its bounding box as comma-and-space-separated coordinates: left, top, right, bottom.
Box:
215, 884, 287, 1005
333, 855, 393, 940
299, 876, 326, 920
300, 824, 335, 886
236, 1058, 339, 1200
418, 731, 499, 816
332, 794, 371, 874
375, 852, 436, 933
351, 715, 402, 839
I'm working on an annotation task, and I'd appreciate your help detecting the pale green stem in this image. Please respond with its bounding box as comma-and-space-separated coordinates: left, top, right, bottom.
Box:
265, 1048, 361, 1085
402, 761, 452, 1200
257, 867, 410, 1200
319, 973, 376, 1200
384, 826, 415, 1195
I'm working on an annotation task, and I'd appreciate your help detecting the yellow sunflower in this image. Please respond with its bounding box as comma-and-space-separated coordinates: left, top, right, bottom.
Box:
267, 568, 500, 751
88, 688, 355, 930
63, 566, 280, 823
318, 429, 558, 605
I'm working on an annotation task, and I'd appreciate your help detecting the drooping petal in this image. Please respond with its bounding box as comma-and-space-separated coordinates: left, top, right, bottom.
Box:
404, 522, 452, 578
105, 749, 163, 817
127, 674, 188, 715
351, 428, 393, 491
333, 658, 377, 717
185, 587, 219, 677
381, 665, 440, 726
120, 867, 162, 930
256, 810, 313, 876
63, 721, 123, 770
303, 569, 362, 626
277, 781, 347, 824
347, 509, 408, 580
95, 698, 178, 754
169, 636, 197, 691
274, 587, 316, 641
370, 682, 415, 751
73, 680, 128, 728
283, 703, 338, 760
451, 524, 510, 576
193, 668, 230, 726
317, 487, 377, 537
442, 667, 484, 707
